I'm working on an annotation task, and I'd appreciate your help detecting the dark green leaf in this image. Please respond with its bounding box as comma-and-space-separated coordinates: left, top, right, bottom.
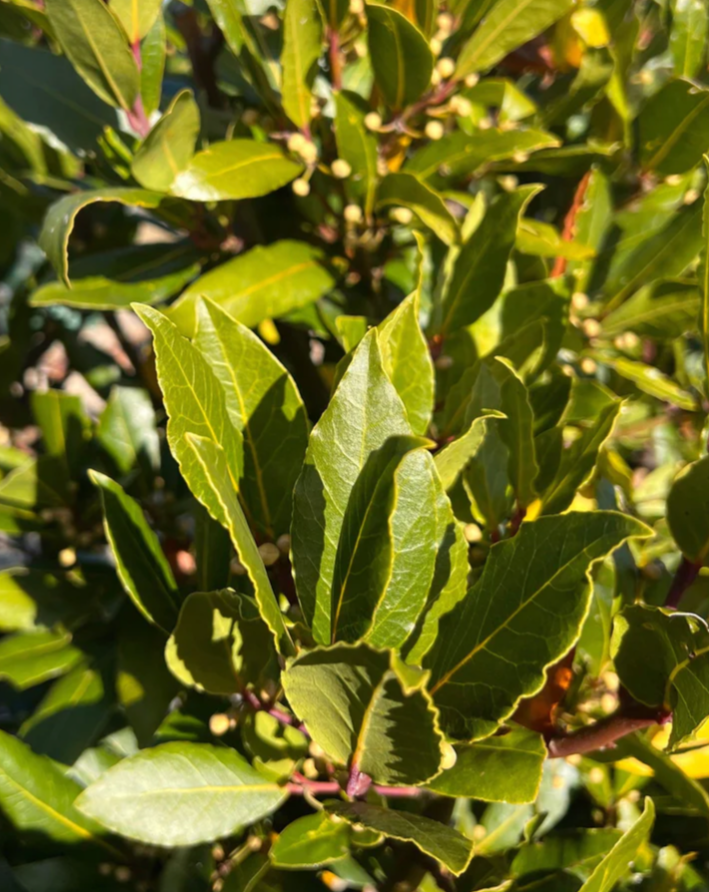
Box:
670, 0, 707, 78
366, 3, 433, 109
377, 172, 458, 246
639, 80, 709, 176
97, 386, 160, 477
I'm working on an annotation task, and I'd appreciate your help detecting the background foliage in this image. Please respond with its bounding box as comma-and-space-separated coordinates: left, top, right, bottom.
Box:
2, 0, 709, 890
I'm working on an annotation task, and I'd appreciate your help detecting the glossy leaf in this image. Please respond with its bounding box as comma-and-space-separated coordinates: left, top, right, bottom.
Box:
76, 742, 286, 846
639, 80, 709, 176
184, 434, 295, 657
427, 727, 546, 803
456, 0, 574, 77
366, 3, 433, 109
335, 91, 378, 219
425, 512, 651, 739
377, 172, 458, 246
271, 812, 351, 868
90, 470, 179, 633
282, 642, 444, 785
0, 730, 111, 848
327, 801, 474, 875
111, 0, 162, 42
165, 589, 276, 695
131, 90, 200, 192
168, 240, 334, 336
45, 0, 139, 111
0, 630, 83, 690
434, 413, 503, 491
194, 298, 309, 539
39, 189, 165, 287
291, 330, 413, 644
436, 186, 541, 336
281, 0, 323, 129
170, 140, 302, 201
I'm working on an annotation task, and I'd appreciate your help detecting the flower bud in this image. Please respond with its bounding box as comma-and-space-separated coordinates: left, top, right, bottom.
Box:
331, 158, 352, 178
258, 542, 281, 566
436, 57, 455, 79
449, 96, 472, 117
287, 132, 307, 153
425, 120, 445, 140
364, 111, 382, 131
292, 178, 311, 197
390, 207, 414, 225
344, 204, 363, 224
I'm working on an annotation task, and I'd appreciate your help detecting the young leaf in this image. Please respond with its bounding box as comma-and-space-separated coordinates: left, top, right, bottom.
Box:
111, 0, 162, 42
456, 0, 574, 77
335, 91, 378, 220
326, 801, 474, 875
434, 413, 503, 491
271, 812, 352, 868
330, 437, 437, 646
168, 240, 334, 336
90, 470, 179, 633
291, 330, 413, 644
425, 512, 651, 739
131, 90, 200, 192
427, 727, 546, 803
45, 0, 139, 111
366, 4, 433, 109
282, 642, 444, 785
0, 630, 83, 690
165, 589, 276, 695
281, 0, 323, 129
76, 742, 286, 846
577, 798, 654, 892
194, 298, 309, 539
184, 434, 295, 657
170, 140, 302, 201
377, 292, 435, 436
436, 186, 542, 336
376, 173, 458, 247
39, 189, 165, 287
0, 730, 113, 849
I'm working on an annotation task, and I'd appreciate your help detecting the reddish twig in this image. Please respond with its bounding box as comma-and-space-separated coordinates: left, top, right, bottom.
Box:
551, 170, 591, 279
328, 27, 342, 91
286, 776, 423, 799
126, 40, 150, 137
546, 706, 670, 758
665, 555, 702, 609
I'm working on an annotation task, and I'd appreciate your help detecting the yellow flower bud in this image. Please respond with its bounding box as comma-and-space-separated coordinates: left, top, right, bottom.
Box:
258, 542, 281, 566
292, 178, 311, 197
364, 111, 382, 131
425, 120, 445, 140
390, 207, 414, 225
331, 158, 352, 179
436, 57, 455, 79
344, 204, 363, 224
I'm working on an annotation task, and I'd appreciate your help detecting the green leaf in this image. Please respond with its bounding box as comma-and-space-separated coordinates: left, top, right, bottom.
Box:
90, 470, 179, 633
326, 801, 474, 875
668, 650, 709, 749
97, 386, 160, 477
170, 140, 302, 201
0, 630, 83, 690
425, 512, 651, 739
491, 358, 538, 510
614, 733, 709, 818
0, 39, 119, 154
670, 0, 708, 78
434, 413, 503, 491
282, 642, 444, 785
406, 128, 560, 183
131, 90, 200, 192
456, 0, 574, 77
0, 730, 112, 849
140, 11, 166, 117
702, 156, 709, 394
377, 172, 458, 247
20, 662, 113, 765
378, 293, 435, 436
184, 434, 295, 657
511, 829, 624, 883
427, 727, 546, 803
0, 455, 70, 510
241, 710, 308, 781
668, 456, 709, 565
516, 218, 594, 261
165, 589, 276, 695
45, 0, 139, 111
331, 436, 439, 646
111, 0, 162, 42
194, 298, 309, 539
168, 240, 334, 336
30, 389, 90, 473
281, 0, 323, 129
291, 330, 413, 644
335, 91, 378, 220
76, 742, 286, 846
639, 80, 709, 176
540, 401, 621, 515
436, 186, 542, 336
603, 356, 697, 411
39, 188, 165, 287
271, 812, 352, 868
600, 279, 700, 340
577, 798, 654, 892
366, 3, 433, 109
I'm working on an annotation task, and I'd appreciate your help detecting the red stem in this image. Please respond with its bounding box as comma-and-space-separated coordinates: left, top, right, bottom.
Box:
286, 778, 423, 798
328, 28, 342, 91
127, 39, 151, 138
546, 707, 670, 758
665, 556, 701, 609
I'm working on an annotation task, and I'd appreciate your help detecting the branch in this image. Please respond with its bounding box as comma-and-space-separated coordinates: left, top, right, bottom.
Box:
287, 772, 423, 799
665, 555, 701, 609
546, 706, 670, 759
551, 170, 591, 279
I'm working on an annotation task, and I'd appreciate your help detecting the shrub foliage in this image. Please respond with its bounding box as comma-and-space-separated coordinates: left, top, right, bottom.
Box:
1, 0, 709, 889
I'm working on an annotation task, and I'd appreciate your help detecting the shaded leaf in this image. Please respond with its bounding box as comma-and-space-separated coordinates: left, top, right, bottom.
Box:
335, 91, 378, 220
271, 812, 352, 868
366, 3, 433, 109
97, 386, 160, 477
667, 455, 709, 565
670, 0, 707, 78
0, 630, 83, 690
639, 80, 709, 176
76, 742, 286, 846
425, 512, 651, 739
283, 642, 444, 785
377, 172, 458, 247
577, 798, 654, 892
91, 470, 178, 632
